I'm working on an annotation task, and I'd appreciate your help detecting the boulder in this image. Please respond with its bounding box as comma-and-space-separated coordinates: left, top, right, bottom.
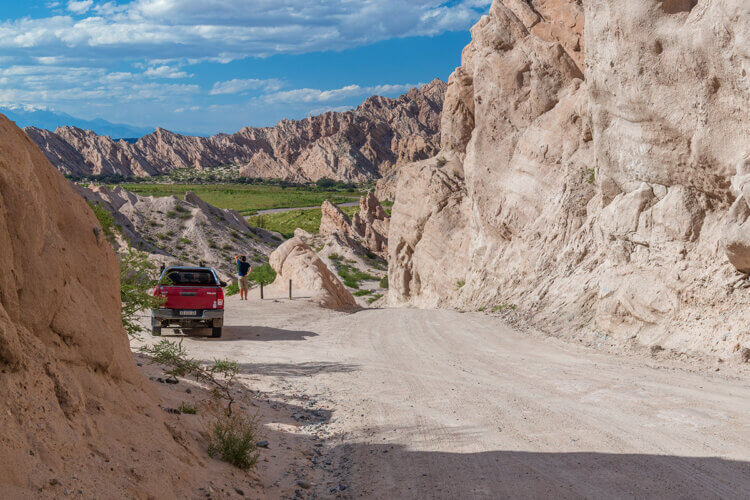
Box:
269, 237, 357, 310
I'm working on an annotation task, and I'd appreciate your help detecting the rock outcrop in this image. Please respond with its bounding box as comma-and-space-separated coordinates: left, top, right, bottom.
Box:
25, 80, 446, 182
319, 194, 390, 258
0, 114, 240, 496
269, 237, 357, 310
389, 0, 750, 361
74, 185, 279, 278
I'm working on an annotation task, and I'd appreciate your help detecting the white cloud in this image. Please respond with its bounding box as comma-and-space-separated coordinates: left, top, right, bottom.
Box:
0, 1, 487, 60
67, 0, 93, 14
0, 64, 199, 108
143, 65, 191, 79
261, 83, 419, 104
209, 78, 284, 95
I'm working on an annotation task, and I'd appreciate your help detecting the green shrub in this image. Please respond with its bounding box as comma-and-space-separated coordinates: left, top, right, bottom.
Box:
379, 276, 389, 289
353, 289, 372, 297
367, 293, 384, 304
436, 156, 447, 167
87, 202, 116, 243
207, 413, 260, 471
120, 248, 164, 337
225, 282, 239, 296
166, 210, 177, 218
456, 280, 465, 289
208, 240, 217, 249
179, 237, 191, 244
584, 168, 595, 185
248, 263, 276, 286
179, 403, 197, 415
491, 303, 517, 313
222, 243, 232, 250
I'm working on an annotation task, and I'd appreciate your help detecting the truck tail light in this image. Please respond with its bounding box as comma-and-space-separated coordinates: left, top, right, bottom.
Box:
217, 289, 224, 308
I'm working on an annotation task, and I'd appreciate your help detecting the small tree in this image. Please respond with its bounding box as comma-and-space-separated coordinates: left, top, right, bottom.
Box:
120, 248, 164, 337
141, 339, 260, 470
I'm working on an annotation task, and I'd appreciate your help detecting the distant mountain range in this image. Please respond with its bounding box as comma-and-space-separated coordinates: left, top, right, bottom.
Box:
1, 106, 153, 139
21, 79, 447, 182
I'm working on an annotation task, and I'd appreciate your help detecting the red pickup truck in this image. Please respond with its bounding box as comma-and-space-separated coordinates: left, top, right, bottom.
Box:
151, 266, 227, 338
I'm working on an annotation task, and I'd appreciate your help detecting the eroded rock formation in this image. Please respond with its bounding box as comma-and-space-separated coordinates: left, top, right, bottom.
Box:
74, 185, 278, 278
269, 237, 357, 310
319, 194, 390, 258
0, 114, 240, 495
389, 0, 750, 361
25, 80, 446, 182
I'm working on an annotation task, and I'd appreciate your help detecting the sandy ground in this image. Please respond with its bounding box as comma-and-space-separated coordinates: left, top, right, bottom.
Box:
136, 292, 750, 499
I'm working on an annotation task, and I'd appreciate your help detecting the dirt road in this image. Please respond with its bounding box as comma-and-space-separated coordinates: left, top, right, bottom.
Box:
145, 294, 750, 498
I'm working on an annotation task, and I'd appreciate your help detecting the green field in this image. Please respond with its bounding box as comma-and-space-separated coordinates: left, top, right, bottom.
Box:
249, 206, 359, 238
119, 183, 362, 215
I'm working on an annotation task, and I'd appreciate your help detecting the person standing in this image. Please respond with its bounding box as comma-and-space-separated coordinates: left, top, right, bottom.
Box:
235, 255, 252, 301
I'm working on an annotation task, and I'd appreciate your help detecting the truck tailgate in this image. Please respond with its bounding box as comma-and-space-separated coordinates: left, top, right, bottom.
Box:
162, 286, 220, 310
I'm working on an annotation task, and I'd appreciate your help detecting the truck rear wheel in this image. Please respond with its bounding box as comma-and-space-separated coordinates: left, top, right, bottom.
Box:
211, 327, 222, 338
152, 326, 162, 337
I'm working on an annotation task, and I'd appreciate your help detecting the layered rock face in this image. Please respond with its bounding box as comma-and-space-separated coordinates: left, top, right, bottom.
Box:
389, 0, 750, 360
269, 237, 357, 310
25, 80, 446, 182
74, 185, 278, 278
0, 114, 228, 496
319, 194, 390, 258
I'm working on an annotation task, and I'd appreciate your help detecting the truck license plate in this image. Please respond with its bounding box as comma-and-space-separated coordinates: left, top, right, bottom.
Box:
179, 310, 197, 316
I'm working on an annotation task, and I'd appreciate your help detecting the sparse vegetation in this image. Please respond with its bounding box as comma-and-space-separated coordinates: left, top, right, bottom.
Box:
492, 303, 517, 313
436, 156, 447, 167
142, 339, 241, 414
248, 263, 276, 286
206, 413, 260, 471
178, 402, 197, 414
119, 248, 164, 337
225, 282, 240, 296
354, 289, 373, 297
584, 168, 596, 185
121, 182, 362, 216
335, 263, 378, 289
379, 276, 389, 289
87, 201, 116, 243
248, 205, 358, 238
367, 293, 384, 304
456, 280, 466, 289
141, 340, 259, 471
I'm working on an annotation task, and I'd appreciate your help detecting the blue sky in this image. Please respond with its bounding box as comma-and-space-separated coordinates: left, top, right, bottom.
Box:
0, 0, 490, 135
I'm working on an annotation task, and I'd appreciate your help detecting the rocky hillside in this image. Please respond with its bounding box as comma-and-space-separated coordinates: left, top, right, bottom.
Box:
24, 80, 446, 182
74, 185, 280, 279
0, 114, 251, 496
388, 0, 750, 362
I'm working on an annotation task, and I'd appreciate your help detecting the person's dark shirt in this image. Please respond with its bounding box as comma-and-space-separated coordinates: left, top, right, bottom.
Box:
238, 260, 251, 277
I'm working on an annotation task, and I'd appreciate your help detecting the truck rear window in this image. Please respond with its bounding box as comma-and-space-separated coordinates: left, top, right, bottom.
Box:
163, 269, 217, 286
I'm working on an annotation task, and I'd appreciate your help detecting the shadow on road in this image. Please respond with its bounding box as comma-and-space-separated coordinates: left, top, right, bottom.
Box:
331, 443, 750, 498
215, 325, 318, 342
237, 361, 358, 378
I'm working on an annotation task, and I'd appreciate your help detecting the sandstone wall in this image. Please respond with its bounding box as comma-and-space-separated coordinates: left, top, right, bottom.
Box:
0, 115, 236, 496
388, 0, 750, 361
